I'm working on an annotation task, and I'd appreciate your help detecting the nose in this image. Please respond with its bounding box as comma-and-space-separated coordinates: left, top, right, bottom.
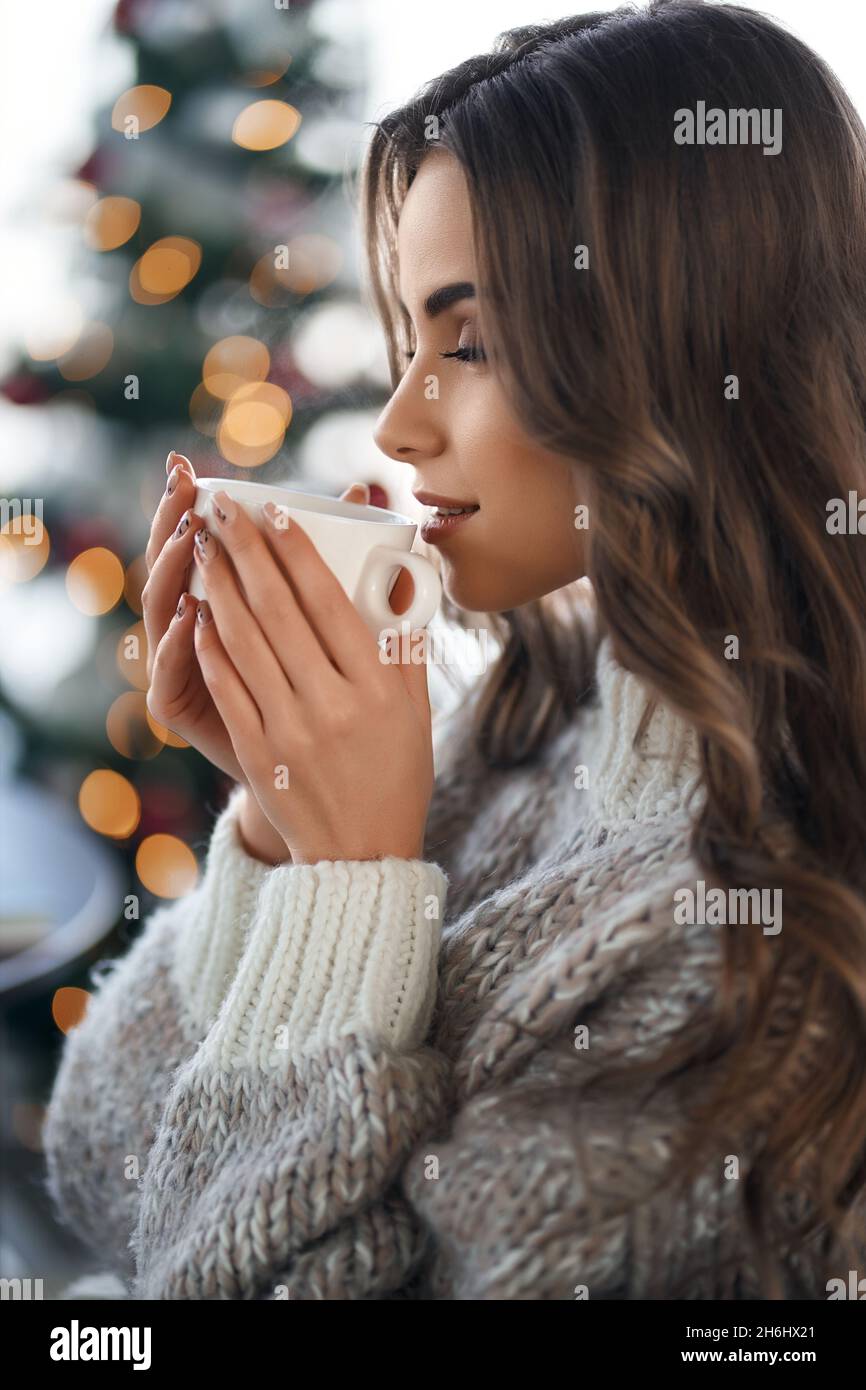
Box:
372, 366, 446, 470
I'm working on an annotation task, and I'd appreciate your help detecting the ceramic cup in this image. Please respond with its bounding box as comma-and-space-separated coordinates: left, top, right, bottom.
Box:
187, 477, 442, 639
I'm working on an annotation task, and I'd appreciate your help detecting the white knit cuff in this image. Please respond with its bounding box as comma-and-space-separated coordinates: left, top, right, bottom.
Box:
197, 856, 449, 1072
171, 785, 274, 1035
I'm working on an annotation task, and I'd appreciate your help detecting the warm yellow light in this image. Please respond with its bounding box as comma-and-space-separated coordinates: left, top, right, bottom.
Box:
145, 708, 190, 749
52, 987, 91, 1034
57, 322, 114, 381
106, 691, 164, 759
111, 85, 172, 135
136, 834, 199, 898
202, 335, 270, 400
66, 547, 125, 615
116, 620, 149, 690
130, 236, 201, 304
123, 554, 148, 615
250, 235, 342, 305
189, 381, 223, 438
232, 99, 301, 151
244, 56, 292, 88
78, 769, 141, 838
84, 196, 142, 250
0, 517, 49, 587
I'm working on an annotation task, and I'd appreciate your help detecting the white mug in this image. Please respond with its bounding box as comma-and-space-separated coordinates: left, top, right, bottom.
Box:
187, 477, 442, 639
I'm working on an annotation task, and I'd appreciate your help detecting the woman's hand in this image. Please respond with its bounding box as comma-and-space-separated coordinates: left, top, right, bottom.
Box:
143, 453, 382, 865
190, 491, 435, 865
143, 453, 244, 781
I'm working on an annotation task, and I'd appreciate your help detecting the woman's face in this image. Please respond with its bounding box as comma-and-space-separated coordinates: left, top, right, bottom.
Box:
373, 150, 591, 614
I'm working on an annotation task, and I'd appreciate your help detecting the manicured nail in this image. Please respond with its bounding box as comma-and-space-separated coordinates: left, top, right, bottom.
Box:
166, 464, 184, 496
211, 490, 237, 524
175, 593, 187, 619
165, 450, 178, 475
194, 527, 218, 561
196, 599, 212, 625
174, 510, 192, 538
263, 500, 290, 531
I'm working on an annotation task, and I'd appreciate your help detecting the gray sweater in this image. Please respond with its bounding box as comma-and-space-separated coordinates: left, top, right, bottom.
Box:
41, 633, 836, 1298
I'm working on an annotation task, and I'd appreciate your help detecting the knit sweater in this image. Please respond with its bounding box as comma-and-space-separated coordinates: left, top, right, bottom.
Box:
41, 632, 839, 1300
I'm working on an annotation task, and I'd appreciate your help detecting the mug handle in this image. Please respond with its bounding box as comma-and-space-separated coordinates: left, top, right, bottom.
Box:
357, 545, 442, 636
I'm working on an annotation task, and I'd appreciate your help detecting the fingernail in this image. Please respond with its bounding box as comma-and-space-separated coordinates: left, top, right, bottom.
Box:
165, 450, 177, 475
211, 490, 237, 524
355, 482, 371, 504
166, 464, 184, 496
194, 527, 218, 561
175, 593, 187, 619
196, 599, 212, 625
263, 500, 290, 531
174, 510, 191, 538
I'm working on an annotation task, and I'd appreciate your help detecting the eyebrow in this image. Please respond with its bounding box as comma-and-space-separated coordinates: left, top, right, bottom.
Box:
399, 281, 475, 320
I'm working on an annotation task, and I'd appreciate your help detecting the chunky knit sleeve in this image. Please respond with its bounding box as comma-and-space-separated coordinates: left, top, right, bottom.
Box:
130, 853, 450, 1299
41, 786, 274, 1283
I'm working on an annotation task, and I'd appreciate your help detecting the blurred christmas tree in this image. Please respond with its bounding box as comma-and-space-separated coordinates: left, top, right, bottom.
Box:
0, 0, 382, 960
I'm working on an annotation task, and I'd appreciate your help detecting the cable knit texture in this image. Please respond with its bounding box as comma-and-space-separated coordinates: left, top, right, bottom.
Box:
40, 632, 843, 1299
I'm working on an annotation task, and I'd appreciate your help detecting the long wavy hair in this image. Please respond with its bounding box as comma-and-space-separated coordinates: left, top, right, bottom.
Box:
358, 0, 866, 1296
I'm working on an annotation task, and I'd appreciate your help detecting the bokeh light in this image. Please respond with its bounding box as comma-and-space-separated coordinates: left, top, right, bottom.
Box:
145, 709, 190, 749
189, 381, 223, 437
232, 100, 301, 150
244, 55, 293, 88
0, 516, 50, 587
116, 619, 149, 690
249, 234, 342, 306
83, 196, 142, 251
78, 769, 141, 838
111, 85, 172, 135
136, 834, 198, 898
52, 987, 91, 1035
202, 335, 270, 398
130, 236, 202, 305
66, 547, 125, 615
123, 555, 148, 615
57, 322, 114, 381
217, 380, 292, 468
106, 691, 164, 759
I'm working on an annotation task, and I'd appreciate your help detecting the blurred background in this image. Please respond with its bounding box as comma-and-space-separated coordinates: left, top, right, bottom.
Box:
0, 0, 862, 1296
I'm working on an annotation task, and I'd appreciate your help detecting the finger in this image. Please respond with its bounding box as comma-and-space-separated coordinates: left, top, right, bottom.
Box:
192, 523, 295, 718
206, 492, 343, 699
142, 507, 205, 665
260, 501, 378, 681
193, 600, 264, 747
382, 622, 434, 723
340, 482, 370, 504
146, 591, 199, 722
145, 454, 197, 572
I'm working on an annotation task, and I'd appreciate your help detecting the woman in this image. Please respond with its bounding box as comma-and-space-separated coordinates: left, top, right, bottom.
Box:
43, 0, 866, 1299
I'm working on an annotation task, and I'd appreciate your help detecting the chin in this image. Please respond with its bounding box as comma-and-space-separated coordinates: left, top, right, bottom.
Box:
441, 572, 526, 615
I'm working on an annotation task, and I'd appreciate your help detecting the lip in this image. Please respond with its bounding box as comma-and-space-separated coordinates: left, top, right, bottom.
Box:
419, 507, 480, 545
413, 490, 479, 509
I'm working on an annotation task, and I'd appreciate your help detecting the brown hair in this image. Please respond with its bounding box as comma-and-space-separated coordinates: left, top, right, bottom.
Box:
358, 0, 866, 1295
